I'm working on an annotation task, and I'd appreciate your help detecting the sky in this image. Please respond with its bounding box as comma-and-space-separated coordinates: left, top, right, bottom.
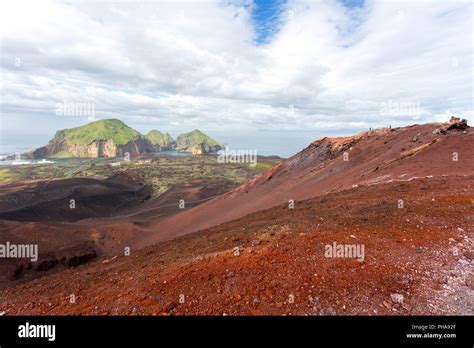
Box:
0, 0, 473, 156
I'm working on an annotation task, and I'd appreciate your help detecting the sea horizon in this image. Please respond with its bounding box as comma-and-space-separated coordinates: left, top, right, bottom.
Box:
0, 127, 366, 159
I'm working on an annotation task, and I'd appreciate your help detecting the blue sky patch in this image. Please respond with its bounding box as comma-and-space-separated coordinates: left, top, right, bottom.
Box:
251, 0, 286, 44
250, 0, 365, 44
339, 0, 365, 8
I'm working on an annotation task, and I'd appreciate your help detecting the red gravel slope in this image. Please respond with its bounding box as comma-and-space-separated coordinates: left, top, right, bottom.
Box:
0, 175, 472, 315
141, 120, 473, 246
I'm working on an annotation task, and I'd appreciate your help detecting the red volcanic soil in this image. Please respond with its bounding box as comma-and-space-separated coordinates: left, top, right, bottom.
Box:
0, 118, 472, 315
0, 176, 472, 315
0, 174, 152, 286
140, 119, 473, 246
0, 177, 236, 287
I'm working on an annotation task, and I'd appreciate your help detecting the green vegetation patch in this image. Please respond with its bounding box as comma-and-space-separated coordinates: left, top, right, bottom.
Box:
176, 129, 222, 148
0, 168, 14, 181
146, 130, 174, 147
250, 162, 274, 171
54, 119, 141, 145
50, 151, 73, 158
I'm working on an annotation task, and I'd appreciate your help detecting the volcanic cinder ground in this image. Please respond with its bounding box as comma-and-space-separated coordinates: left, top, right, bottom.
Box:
0, 119, 472, 315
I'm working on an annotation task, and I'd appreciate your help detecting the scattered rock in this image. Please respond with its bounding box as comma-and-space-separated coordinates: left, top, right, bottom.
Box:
308, 295, 320, 303
251, 240, 261, 246
390, 293, 404, 304
464, 251, 474, 260
447, 117, 468, 131
383, 301, 392, 309
67, 250, 97, 267
437, 275, 448, 284
320, 307, 337, 315
225, 271, 235, 278
35, 259, 59, 272
466, 274, 474, 290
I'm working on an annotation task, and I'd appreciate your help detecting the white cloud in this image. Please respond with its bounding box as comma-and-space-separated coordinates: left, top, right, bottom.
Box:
0, 0, 472, 140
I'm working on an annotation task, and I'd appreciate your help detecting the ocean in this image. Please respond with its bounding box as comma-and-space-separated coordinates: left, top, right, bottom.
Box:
0, 129, 361, 159
210, 129, 361, 158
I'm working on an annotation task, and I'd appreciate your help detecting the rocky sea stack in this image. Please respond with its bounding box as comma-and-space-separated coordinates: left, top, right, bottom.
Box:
176, 129, 223, 155
145, 130, 175, 151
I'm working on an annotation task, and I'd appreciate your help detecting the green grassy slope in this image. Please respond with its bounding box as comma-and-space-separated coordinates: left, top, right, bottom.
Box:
146, 130, 174, 147
176, 129, 222, 148
53, 119, 142, 145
